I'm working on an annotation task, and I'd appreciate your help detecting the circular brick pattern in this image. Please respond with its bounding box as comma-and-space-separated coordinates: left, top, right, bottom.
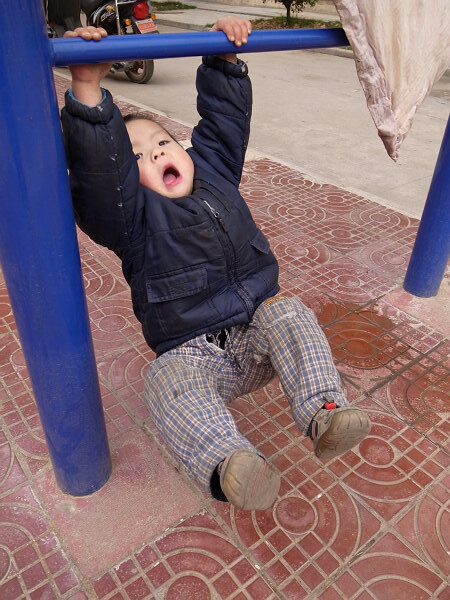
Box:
275, 496, 317, 535
166, 576, 210, 600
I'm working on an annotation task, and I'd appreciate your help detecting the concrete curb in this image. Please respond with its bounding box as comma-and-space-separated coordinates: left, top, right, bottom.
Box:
156, 17, 207, 31
156, 17, 355, 60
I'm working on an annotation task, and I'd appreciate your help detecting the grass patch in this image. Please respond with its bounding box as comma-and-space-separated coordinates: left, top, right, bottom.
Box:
249, 17, 351, 49
205, 16, 341, 31
152, 1, 196, 10
251, 16, 341, 29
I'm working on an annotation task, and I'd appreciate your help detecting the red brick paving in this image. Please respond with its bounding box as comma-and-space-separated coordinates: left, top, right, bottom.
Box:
0, 74, 448, 599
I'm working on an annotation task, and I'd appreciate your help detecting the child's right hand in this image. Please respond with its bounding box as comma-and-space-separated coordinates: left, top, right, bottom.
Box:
63, 25, 108, 42
64, 27, 112, 105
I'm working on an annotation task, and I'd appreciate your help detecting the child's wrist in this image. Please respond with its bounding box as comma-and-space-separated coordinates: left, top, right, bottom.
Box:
216, 53, 238, 64
71, 80, 103, 106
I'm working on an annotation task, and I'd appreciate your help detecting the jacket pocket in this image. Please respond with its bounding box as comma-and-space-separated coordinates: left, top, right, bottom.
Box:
145, 265, 222, 339
146, 265, 207, 302
250, 229, 270, 254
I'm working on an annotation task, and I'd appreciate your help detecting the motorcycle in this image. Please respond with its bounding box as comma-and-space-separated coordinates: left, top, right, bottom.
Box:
45, 0, 82, 36
45, 0, 158, 84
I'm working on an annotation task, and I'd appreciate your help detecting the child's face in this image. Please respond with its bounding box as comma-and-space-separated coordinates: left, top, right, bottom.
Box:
126, 119, 194, 198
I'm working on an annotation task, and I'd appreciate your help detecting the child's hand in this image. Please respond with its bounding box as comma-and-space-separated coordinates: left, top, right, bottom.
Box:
64, 27, 112, 105
210, 17, 252, 63
63, 26, 108, 42
210, 17, 252, 47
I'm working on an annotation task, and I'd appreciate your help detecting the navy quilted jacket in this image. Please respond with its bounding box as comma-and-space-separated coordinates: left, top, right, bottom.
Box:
61, 55, 279, 355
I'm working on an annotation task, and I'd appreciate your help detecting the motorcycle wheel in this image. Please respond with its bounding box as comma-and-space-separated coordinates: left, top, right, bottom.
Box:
125, 60, 154, 84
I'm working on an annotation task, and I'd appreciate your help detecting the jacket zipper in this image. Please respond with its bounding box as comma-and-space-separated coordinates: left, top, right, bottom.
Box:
203, 199, 253, 317
203, 200, 228, 231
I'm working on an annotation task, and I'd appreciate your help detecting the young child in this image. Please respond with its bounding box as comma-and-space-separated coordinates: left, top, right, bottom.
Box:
61, 19, 371, 511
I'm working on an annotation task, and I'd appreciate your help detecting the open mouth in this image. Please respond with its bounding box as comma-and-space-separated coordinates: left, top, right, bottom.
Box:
162, 166, 181, 188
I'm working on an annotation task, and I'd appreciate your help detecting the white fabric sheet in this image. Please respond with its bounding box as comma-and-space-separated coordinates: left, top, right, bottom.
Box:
333, 0, 450, 160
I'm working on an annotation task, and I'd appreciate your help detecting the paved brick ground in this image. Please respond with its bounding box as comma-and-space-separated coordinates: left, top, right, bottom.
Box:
0, 74, 448, 600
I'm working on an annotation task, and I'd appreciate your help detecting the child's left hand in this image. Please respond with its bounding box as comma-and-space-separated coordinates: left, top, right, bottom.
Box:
210, 17, 252, 63
210, 17, 252, 47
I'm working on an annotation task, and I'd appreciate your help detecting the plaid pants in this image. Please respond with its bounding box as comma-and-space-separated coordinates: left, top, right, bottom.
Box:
144, 296, 347, 491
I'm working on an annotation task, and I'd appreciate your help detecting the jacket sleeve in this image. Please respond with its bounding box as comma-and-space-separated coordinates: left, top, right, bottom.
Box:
61, 89, 144, 255
191, 55, 252, 186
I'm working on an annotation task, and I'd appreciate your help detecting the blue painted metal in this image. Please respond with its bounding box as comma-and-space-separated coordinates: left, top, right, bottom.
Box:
0, 0, 445, 498
50, 27, 349, 65
404, 115, 450, 297
0, 0, 111, 494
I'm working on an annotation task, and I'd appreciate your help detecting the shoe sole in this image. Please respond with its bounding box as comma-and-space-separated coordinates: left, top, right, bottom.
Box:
315, 409, 371, 459
220, 450, 281, 511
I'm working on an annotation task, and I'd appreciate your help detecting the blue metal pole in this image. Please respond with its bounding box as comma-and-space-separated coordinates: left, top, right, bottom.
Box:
403, 115, 450, 297
50, 27, 349, 65
0, 0, 111, 494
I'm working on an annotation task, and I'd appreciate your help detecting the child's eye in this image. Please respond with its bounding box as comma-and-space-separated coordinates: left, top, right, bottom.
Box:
159, 140, 169, 146
135, 153, 143, 160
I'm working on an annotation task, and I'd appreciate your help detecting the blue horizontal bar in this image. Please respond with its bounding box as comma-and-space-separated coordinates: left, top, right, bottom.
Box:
50, 28, 349, 66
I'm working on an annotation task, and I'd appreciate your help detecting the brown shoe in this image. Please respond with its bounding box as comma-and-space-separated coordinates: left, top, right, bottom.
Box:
219, 450, 280, 511
310, 405, 371, 459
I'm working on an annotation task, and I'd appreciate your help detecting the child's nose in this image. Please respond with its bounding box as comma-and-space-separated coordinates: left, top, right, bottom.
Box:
152, 149, 165, 161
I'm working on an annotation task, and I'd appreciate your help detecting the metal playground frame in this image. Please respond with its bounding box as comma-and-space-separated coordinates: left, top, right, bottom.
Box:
0, 0, 448, 495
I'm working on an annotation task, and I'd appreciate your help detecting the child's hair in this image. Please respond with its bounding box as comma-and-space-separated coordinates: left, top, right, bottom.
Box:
123, 112, 178, 143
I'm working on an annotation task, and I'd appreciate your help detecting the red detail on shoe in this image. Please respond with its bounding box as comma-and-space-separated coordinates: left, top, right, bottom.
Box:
324, 402, 337, 410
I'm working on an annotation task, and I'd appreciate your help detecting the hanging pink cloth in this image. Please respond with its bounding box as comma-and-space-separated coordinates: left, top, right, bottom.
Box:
333, 0, 450, 160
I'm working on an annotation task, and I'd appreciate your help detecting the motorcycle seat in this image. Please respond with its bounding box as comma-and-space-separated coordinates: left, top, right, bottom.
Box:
80, 0, 136, 16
